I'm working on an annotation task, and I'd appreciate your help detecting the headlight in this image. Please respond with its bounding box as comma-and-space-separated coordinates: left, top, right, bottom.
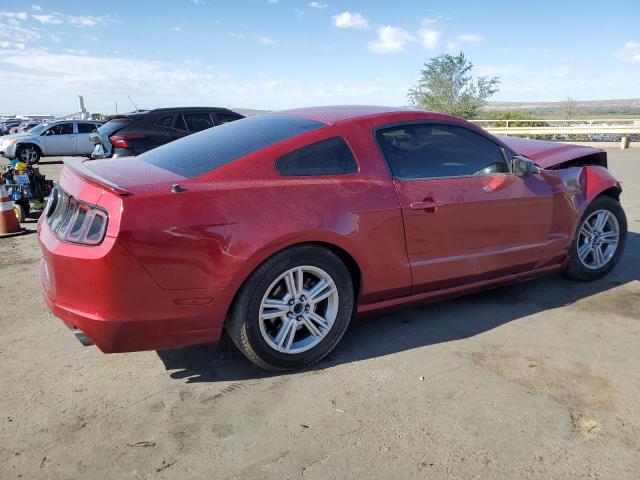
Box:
8, 139, 17, 146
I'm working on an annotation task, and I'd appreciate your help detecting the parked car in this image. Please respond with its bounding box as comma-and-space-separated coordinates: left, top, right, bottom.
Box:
90, 107, 244, 158
0, 120, 21, 136
38, 106, 627, 371
9, 121, 42, 134
0, 119, 102, 163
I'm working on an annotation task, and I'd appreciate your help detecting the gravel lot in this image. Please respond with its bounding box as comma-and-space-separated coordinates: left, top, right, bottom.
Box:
1, 149, 639, 479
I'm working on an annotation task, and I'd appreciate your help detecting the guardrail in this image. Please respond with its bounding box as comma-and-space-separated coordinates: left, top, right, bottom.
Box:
472, 118, 640, 149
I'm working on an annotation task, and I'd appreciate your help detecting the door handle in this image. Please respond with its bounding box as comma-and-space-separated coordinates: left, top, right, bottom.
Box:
410, 199, 445, 211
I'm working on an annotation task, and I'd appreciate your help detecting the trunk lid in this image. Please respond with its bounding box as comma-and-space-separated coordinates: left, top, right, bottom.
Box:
62, 157, 186, 196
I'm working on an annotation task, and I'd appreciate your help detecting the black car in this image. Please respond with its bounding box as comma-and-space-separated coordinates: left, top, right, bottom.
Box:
90, 107, 244, 158
0, 120, 22, 136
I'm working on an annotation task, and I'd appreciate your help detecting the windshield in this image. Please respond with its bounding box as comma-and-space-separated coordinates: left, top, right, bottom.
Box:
29, 123, 49, 134
142, 114, 326, 178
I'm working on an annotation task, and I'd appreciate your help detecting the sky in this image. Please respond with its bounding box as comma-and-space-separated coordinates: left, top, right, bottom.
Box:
0, 0, 638, 115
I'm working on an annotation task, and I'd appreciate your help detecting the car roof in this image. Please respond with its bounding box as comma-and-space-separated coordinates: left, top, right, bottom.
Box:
106, 107, 240, 121
275, 105, 449, 125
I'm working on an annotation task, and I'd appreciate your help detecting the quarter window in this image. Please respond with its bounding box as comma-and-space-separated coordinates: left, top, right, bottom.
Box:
275, 137, 358, 176
155, 115, 174, 128
172, 115, 187, 131
184, 113, 214, 132
376, 124, 508, 179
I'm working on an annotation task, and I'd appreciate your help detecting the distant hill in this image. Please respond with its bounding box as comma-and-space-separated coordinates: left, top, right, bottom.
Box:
485, 98, 640, 118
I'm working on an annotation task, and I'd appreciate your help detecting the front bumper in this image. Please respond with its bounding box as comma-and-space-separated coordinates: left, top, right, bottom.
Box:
38, 221, 226, 353
0, 143, 16, 158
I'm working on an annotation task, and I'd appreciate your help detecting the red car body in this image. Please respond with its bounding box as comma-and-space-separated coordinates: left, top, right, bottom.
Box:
38, 106, 621, 354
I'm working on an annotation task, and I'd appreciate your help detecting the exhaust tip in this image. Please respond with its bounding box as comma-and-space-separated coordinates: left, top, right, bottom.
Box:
72, 328, 94, 347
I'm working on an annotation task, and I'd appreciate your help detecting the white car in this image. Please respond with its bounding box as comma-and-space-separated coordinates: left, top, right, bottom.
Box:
0, 120, 102, 164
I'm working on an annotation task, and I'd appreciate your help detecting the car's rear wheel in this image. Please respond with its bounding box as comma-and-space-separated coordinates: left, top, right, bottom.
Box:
564, 195, 627, 281
227, 245, 355, 371
17, 144, 40, 164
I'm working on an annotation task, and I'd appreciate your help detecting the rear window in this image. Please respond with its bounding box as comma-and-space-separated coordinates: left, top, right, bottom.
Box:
97, 119, 133, 135
142, 114, 325, 178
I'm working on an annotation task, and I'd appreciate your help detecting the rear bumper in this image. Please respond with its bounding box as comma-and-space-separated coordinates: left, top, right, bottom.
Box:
38, 222, 227, 353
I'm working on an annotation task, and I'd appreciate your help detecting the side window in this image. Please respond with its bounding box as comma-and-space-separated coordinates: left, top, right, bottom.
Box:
155, 115, 174, 129
376, 124, 508, 179
77, 123, 97, 134
46, 123, 72, 135
275, 137, 358, 176
172, 115, 187, 131
216, 113, 242, 124
184, 113, 214, 132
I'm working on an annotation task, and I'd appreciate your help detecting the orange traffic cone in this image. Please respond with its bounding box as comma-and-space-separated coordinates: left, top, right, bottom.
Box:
0, 183, 24, 236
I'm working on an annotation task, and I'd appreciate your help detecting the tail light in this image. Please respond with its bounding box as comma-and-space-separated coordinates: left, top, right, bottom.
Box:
46, 185, 109, 245
109, 135, 144, 149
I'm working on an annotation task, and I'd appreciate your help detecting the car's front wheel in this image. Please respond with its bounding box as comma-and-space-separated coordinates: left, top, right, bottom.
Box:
227, 245, 355, 371
564, 195, 627, 281
16, 144, 41, 164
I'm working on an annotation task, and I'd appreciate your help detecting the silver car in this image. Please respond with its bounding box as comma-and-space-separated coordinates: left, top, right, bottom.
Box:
0, 120, 102, 164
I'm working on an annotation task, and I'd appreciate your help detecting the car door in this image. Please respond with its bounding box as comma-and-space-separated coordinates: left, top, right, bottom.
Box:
42, 122, 76, 155
375, 122, 554, 293
75, 122, 99, 155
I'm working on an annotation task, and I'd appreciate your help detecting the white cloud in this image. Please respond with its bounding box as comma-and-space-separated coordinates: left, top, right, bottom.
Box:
67, 15, 100, 27
0, 47, 408, 113
457, 34, 484, 43
333, 11, 369, 30
615, 41, 640, 62
267, 0, 279, 3
0, 41, 25, 50
0, 11, 28, 21
49, 34, 62, 43
446, 42, 460, 52
32, 5, 42, 12
191, 0, 206, 4
172, 26, 182, 32
32, 14, 63, 25
308, 1, 327, 8
368, 26, 415, 54
260, 36, 277, 45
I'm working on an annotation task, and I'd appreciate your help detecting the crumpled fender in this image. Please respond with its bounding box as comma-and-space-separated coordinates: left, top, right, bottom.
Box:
541, 165, 622, 215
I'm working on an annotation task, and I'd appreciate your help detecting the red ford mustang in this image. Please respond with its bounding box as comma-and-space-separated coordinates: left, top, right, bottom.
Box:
38, 106, 627, 370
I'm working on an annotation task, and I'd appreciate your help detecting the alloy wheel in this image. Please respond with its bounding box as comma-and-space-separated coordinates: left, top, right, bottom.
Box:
576, 209, 620, 270
19, 147, 37, 163
258, 265, 339, 354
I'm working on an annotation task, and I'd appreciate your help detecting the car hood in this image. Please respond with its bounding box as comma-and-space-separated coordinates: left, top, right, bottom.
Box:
496, 135, 605, 170
0, 132, 31, 142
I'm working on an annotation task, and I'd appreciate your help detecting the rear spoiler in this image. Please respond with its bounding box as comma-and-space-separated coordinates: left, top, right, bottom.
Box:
63, 157, 131, 196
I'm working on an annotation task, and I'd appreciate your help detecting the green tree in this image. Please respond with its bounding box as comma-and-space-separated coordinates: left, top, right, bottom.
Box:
408, 52, 500, 119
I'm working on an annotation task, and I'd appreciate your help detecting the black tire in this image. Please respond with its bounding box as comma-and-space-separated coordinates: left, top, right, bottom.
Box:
16, 144, 41, 164
564, 195, 627, 281
227, 245, 355, 371
13, 203, 26, 223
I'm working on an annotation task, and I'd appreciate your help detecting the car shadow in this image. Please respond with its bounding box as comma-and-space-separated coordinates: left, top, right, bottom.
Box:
157, 231, 640, 383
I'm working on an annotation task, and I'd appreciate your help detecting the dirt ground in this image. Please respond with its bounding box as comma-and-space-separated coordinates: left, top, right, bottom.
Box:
1, 150, 639, 480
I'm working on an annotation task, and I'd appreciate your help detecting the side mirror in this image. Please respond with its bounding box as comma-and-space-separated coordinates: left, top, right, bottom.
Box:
511, 155, 538, 176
